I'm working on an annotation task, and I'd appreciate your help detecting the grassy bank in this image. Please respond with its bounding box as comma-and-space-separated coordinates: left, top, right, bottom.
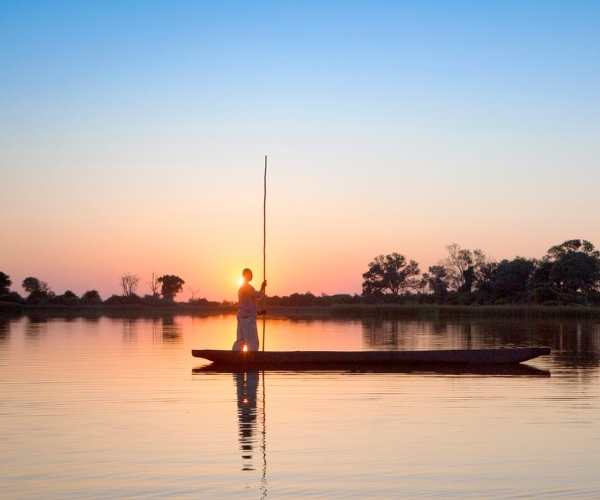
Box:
328, 303, 600, 319
3, 301, 600, 320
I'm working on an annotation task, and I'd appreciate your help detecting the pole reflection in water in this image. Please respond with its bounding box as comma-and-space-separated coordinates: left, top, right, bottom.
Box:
233, 370, 268, 498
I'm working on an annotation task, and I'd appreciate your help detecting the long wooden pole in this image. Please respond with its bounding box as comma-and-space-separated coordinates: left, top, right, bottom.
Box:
262, 155, 267, 351
261, 158, 268, 496
263, 155, 267, 288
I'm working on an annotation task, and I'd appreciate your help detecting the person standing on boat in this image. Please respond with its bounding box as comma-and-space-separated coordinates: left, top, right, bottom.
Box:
232, 268, 267, 351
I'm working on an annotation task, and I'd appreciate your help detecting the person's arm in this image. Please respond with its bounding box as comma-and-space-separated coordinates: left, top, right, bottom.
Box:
256, 280, 267, 300
256, 281, 267, 315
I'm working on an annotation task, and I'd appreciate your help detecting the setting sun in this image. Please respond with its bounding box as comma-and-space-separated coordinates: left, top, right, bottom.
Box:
236, 276, 244, 287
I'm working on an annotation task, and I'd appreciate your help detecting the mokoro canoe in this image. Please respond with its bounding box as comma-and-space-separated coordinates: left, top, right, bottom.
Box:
191, 347, 550, 368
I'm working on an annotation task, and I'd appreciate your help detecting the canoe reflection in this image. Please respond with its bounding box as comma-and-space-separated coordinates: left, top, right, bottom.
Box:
193, 363, 550, 377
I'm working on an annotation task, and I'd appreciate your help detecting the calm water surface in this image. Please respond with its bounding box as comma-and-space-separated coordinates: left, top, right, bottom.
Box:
1, 314, 600, 498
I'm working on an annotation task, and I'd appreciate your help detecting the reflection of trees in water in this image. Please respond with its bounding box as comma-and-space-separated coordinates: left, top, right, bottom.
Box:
362, 318, 475, 350
149, 316, 183, 343
361, 319, 407, 348
82, 316, 100, 324
361, 317, 600, 370
121, 319, 138, 342
151, 318, 162, 343
25, 316, 48, 339
161, 316, 182, 343
552, 322, 600, 369
0, 317, 10, 342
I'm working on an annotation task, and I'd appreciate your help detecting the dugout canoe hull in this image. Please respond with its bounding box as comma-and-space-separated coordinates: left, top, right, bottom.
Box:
191, 347, 550, 368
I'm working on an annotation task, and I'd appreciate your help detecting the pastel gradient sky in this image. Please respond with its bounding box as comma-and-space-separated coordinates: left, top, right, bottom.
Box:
2, 1, 600, 300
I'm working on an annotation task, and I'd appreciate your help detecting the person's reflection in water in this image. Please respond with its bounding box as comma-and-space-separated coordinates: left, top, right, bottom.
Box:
234, 371, 259, 472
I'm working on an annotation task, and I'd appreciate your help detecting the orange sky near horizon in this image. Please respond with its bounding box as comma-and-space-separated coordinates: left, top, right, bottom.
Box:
3, 148, 599, 302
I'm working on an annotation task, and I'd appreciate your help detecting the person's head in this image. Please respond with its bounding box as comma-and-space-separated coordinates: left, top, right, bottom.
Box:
242, 268, 253, 283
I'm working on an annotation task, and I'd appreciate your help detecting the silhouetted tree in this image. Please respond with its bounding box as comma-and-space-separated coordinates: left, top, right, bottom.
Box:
0, 272, 20, 304
0, 272, 11, 295
547, 239, 600, 260
105, 293, 141, 305
188, 297, 214, 306
22, 277, 50, 294
474, 261, 498, 297
142, 294, 163, 305
120, 274, 140, 297
488, 258, 534, 301
551, 252, 599, 297
423, 265, 450, 299
0, 291, 23, 303
362, 253, 420, 296
81, 290, 102, 305
548, 241, 600, 299
444, 243, 487, 292
53, 290, 79, 306
148, 272, 161, 297
157, 275, 185, 301
26, 290, 52, 305
527, 240, 600, 303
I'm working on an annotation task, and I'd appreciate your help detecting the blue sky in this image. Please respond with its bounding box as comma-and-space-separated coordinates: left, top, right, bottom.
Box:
1, 1, 600, 298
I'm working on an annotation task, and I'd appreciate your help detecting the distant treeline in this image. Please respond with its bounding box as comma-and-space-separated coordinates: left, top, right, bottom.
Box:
1, 239, 600, 309
267, 239, 600, 307
358, 239, 600, 306
0, 272, 220, 308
